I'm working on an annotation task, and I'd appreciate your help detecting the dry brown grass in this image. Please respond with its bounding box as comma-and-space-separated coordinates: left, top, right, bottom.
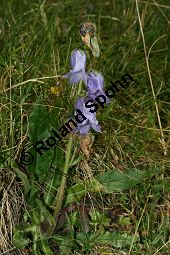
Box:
0, 168, 28, 255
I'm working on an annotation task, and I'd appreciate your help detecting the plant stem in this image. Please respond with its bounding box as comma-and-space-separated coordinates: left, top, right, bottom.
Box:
46, 135, 73, 236
53, 135, 73, 221
47, 80, 82, 236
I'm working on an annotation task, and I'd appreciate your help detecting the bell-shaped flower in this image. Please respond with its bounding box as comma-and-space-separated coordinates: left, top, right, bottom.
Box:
73, 97, 101, 135
86, 71, 110, 103
63, 49, 87, 85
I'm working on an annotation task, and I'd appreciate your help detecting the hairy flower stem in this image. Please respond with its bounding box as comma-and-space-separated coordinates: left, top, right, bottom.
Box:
47, 80, 82, 236
46, 136, 73, 236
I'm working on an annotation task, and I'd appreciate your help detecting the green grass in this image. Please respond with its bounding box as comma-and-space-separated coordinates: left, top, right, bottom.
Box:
0, 0, 170, 254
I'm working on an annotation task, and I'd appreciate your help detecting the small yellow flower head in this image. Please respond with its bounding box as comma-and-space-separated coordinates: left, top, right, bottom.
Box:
50, 86, 62, 95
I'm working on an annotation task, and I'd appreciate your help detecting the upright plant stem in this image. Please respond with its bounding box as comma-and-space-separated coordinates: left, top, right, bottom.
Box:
53, 135, 73, 221
46, 135, 73, 236
48, 80, 82, 236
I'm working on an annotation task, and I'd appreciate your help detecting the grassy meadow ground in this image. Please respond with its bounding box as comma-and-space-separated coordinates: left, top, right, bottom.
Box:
0, 0, 170, 254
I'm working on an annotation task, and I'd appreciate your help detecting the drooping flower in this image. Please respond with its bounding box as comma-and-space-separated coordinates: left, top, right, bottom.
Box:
86, 71, 110, 103
63, 49, 87, 85
73, 97, 101, 135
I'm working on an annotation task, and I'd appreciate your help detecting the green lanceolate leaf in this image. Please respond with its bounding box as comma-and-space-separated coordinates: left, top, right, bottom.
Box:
29, 104, 50, 143
69, 154, 83, 168
11, 160, 31, 195
43, 171, 59, 206
40, 240, 54, 255
66, 167, 160, 204
32, 249, 42, 255
36, 198, 55, 225
66, 178, 104, 205
28, 104, 54, 182
43, 144, 65, 206
29, 209, 44, 225
13, 228, 30, 248
93, 231, 139, 248
95, 167, 160, 193
27, 198, 54, 226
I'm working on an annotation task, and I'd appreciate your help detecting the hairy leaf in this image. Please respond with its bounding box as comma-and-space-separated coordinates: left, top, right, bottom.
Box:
11, 160, 31, 195
66, 178, 104, 205
28, 104, 54, 182
96, 167, 160, 193
93, 231, 138, 248
13, 228, 30, 248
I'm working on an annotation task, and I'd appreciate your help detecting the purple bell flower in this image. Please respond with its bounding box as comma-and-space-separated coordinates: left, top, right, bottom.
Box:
63, 49, 87, 85
86, 71, 110, 103
73, 97, 101, 135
